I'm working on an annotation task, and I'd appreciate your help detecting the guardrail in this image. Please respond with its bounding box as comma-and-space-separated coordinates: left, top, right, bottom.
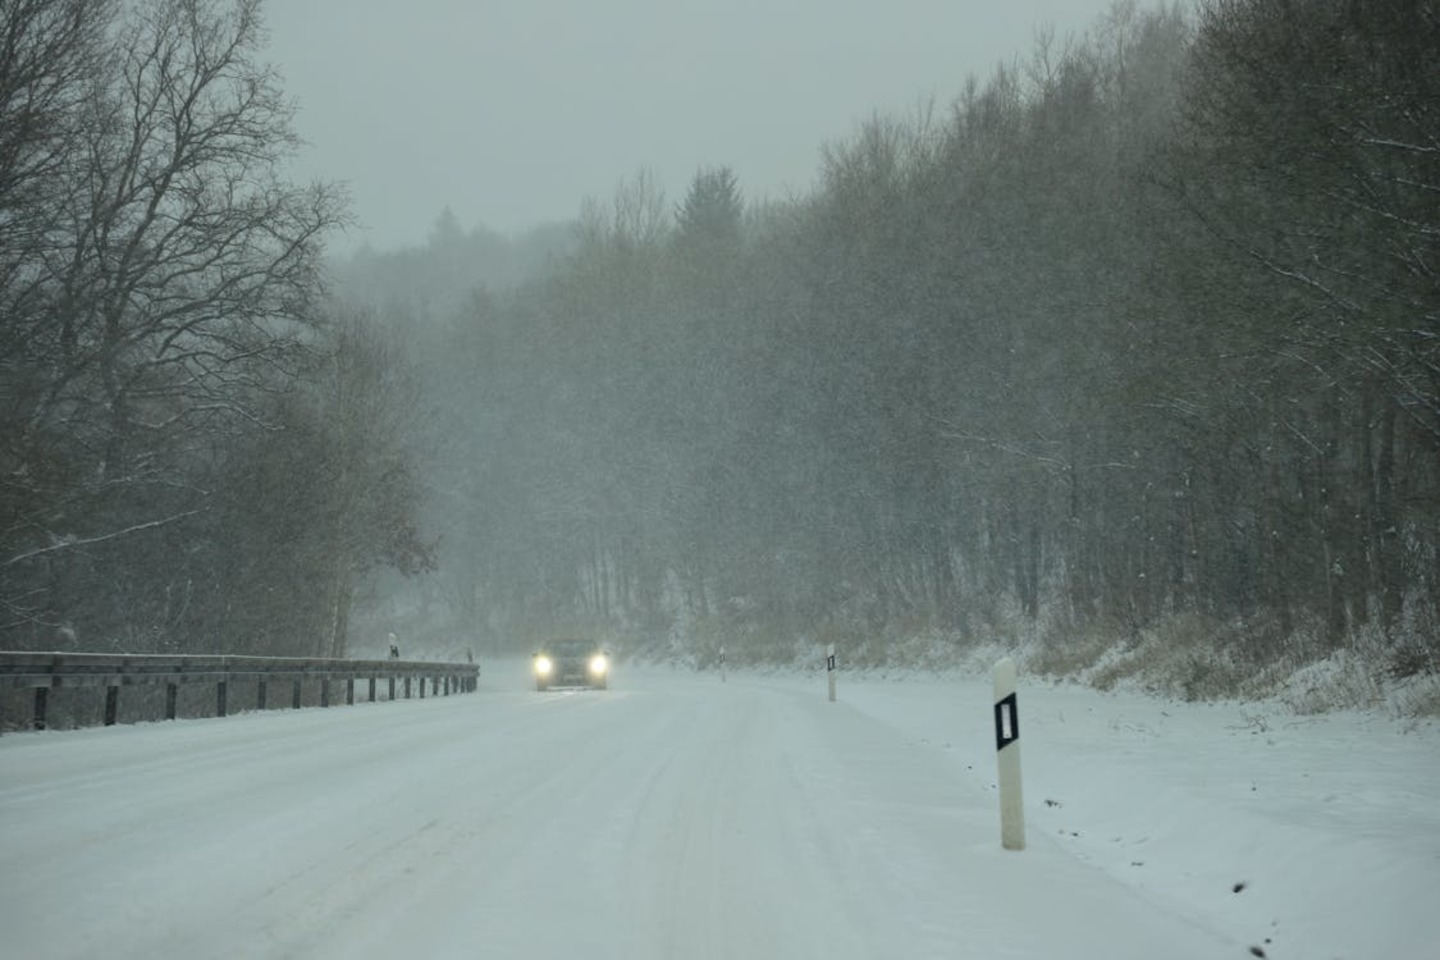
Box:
0, 651, 480, 731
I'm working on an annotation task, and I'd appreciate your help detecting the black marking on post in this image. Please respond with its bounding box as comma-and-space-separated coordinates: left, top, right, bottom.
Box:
827, 654, 836, 671
994, 692, 1019, 751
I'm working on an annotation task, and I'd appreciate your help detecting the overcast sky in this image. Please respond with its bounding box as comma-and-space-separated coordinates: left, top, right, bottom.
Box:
264, 0, 1122, 253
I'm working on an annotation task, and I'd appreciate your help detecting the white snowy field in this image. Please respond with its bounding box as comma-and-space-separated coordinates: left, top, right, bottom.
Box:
1, 663, 1437, 960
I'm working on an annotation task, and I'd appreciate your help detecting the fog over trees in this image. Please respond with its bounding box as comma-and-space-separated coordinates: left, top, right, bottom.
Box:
3, 0, 1436, 693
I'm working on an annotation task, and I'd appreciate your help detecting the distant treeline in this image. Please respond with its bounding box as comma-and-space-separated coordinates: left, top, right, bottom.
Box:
397, 0, 1438, 674
4, 0, 1436, 679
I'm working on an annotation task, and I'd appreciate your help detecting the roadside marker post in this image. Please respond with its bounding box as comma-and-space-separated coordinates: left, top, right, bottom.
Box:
720, 645, 727, 684
993, 657, 1025, 851
827, 644, 837, 702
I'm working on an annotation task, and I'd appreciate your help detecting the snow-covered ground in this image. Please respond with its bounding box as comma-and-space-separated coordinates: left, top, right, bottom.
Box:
1, 661, 1436, 959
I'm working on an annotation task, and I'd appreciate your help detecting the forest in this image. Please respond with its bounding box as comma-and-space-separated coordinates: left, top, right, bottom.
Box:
2, 0, 1436, 707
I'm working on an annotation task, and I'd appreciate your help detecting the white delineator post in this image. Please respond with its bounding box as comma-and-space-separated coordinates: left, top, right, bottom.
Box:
993, 657, 1025, 850
827, 644, 837, 702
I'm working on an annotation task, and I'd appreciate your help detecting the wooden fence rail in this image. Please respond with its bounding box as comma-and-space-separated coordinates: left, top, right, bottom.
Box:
0, 651, 480, 731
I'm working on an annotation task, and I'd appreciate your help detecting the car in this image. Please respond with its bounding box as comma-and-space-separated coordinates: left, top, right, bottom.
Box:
532, 640, 609, 691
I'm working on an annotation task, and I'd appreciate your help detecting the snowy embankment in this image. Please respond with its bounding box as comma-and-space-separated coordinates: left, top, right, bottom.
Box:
832, 668, 1440, 960
1, 661, 1436, 959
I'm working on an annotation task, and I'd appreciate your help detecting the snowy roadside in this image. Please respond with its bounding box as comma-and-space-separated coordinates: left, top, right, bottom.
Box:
3, 655, 1435, 959
706, 662, 1440, 960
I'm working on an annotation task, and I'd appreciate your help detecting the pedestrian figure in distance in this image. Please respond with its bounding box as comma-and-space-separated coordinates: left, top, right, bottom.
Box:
388, 633, 400, 660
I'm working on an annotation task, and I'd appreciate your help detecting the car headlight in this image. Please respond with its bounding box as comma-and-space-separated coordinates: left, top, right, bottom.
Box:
589, 654, 608, 675
534, 655, 553, 676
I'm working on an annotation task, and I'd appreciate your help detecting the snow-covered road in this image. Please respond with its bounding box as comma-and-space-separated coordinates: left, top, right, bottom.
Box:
2, 663, 1436, 959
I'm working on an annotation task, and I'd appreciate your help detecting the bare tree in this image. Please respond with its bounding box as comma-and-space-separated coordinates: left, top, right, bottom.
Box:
313, 308, 434, 658
0, 1, 115, 626
1, 0, 346, 647
58, 0, 344, 472
0, 0, 112, 303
